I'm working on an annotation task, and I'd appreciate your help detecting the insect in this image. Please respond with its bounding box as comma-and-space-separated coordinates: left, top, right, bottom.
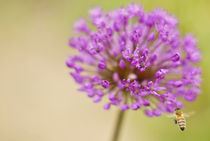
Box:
174, 108, 186, 131
166, 108, 193, 131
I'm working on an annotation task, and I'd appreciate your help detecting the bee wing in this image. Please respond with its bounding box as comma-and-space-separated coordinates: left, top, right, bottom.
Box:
165, 113, 175, 118
184, 111, 195, 118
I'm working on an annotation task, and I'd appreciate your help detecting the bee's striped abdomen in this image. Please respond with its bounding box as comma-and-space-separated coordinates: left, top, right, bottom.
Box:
177, 116, 186, 131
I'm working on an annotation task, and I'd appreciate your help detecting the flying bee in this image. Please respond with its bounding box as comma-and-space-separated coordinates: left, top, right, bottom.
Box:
174, 108, 186, 131
167, 108, 194, 131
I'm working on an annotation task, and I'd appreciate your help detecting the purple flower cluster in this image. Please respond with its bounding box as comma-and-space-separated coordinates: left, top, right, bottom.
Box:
66, 4, 201, 117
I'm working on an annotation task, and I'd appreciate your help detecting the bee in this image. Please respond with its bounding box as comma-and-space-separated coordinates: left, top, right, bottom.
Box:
174, 108, 186, 131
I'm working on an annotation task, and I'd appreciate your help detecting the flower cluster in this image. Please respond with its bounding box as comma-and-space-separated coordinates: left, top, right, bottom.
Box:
66, 3, 201, 117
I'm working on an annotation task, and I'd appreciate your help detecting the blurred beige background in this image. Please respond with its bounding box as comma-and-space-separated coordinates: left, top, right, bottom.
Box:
0, 0, 210, 141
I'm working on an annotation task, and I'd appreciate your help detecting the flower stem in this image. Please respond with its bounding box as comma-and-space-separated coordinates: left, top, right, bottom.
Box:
112, 110, 125, 141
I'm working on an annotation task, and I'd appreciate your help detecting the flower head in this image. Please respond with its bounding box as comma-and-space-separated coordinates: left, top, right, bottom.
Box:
66, 3, 201, 117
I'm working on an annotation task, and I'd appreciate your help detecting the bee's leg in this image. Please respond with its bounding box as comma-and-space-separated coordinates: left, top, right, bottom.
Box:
174, 119, 177, 124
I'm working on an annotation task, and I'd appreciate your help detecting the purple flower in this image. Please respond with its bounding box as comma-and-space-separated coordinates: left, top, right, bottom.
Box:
98, 60, 106, 70
119, 59, 126, 68
101, 80, 110, 88
66, 3, 201, 117
144, 109, 153, 117
74, 18, 90, 34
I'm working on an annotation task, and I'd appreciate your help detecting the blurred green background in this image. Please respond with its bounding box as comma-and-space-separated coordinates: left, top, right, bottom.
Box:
0, 0, 210, 141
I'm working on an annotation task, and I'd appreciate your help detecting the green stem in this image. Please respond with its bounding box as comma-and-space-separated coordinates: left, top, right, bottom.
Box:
111, 110, 126, 141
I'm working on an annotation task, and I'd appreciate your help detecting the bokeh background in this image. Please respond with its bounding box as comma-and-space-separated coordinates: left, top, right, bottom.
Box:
1, 0, 210, 141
